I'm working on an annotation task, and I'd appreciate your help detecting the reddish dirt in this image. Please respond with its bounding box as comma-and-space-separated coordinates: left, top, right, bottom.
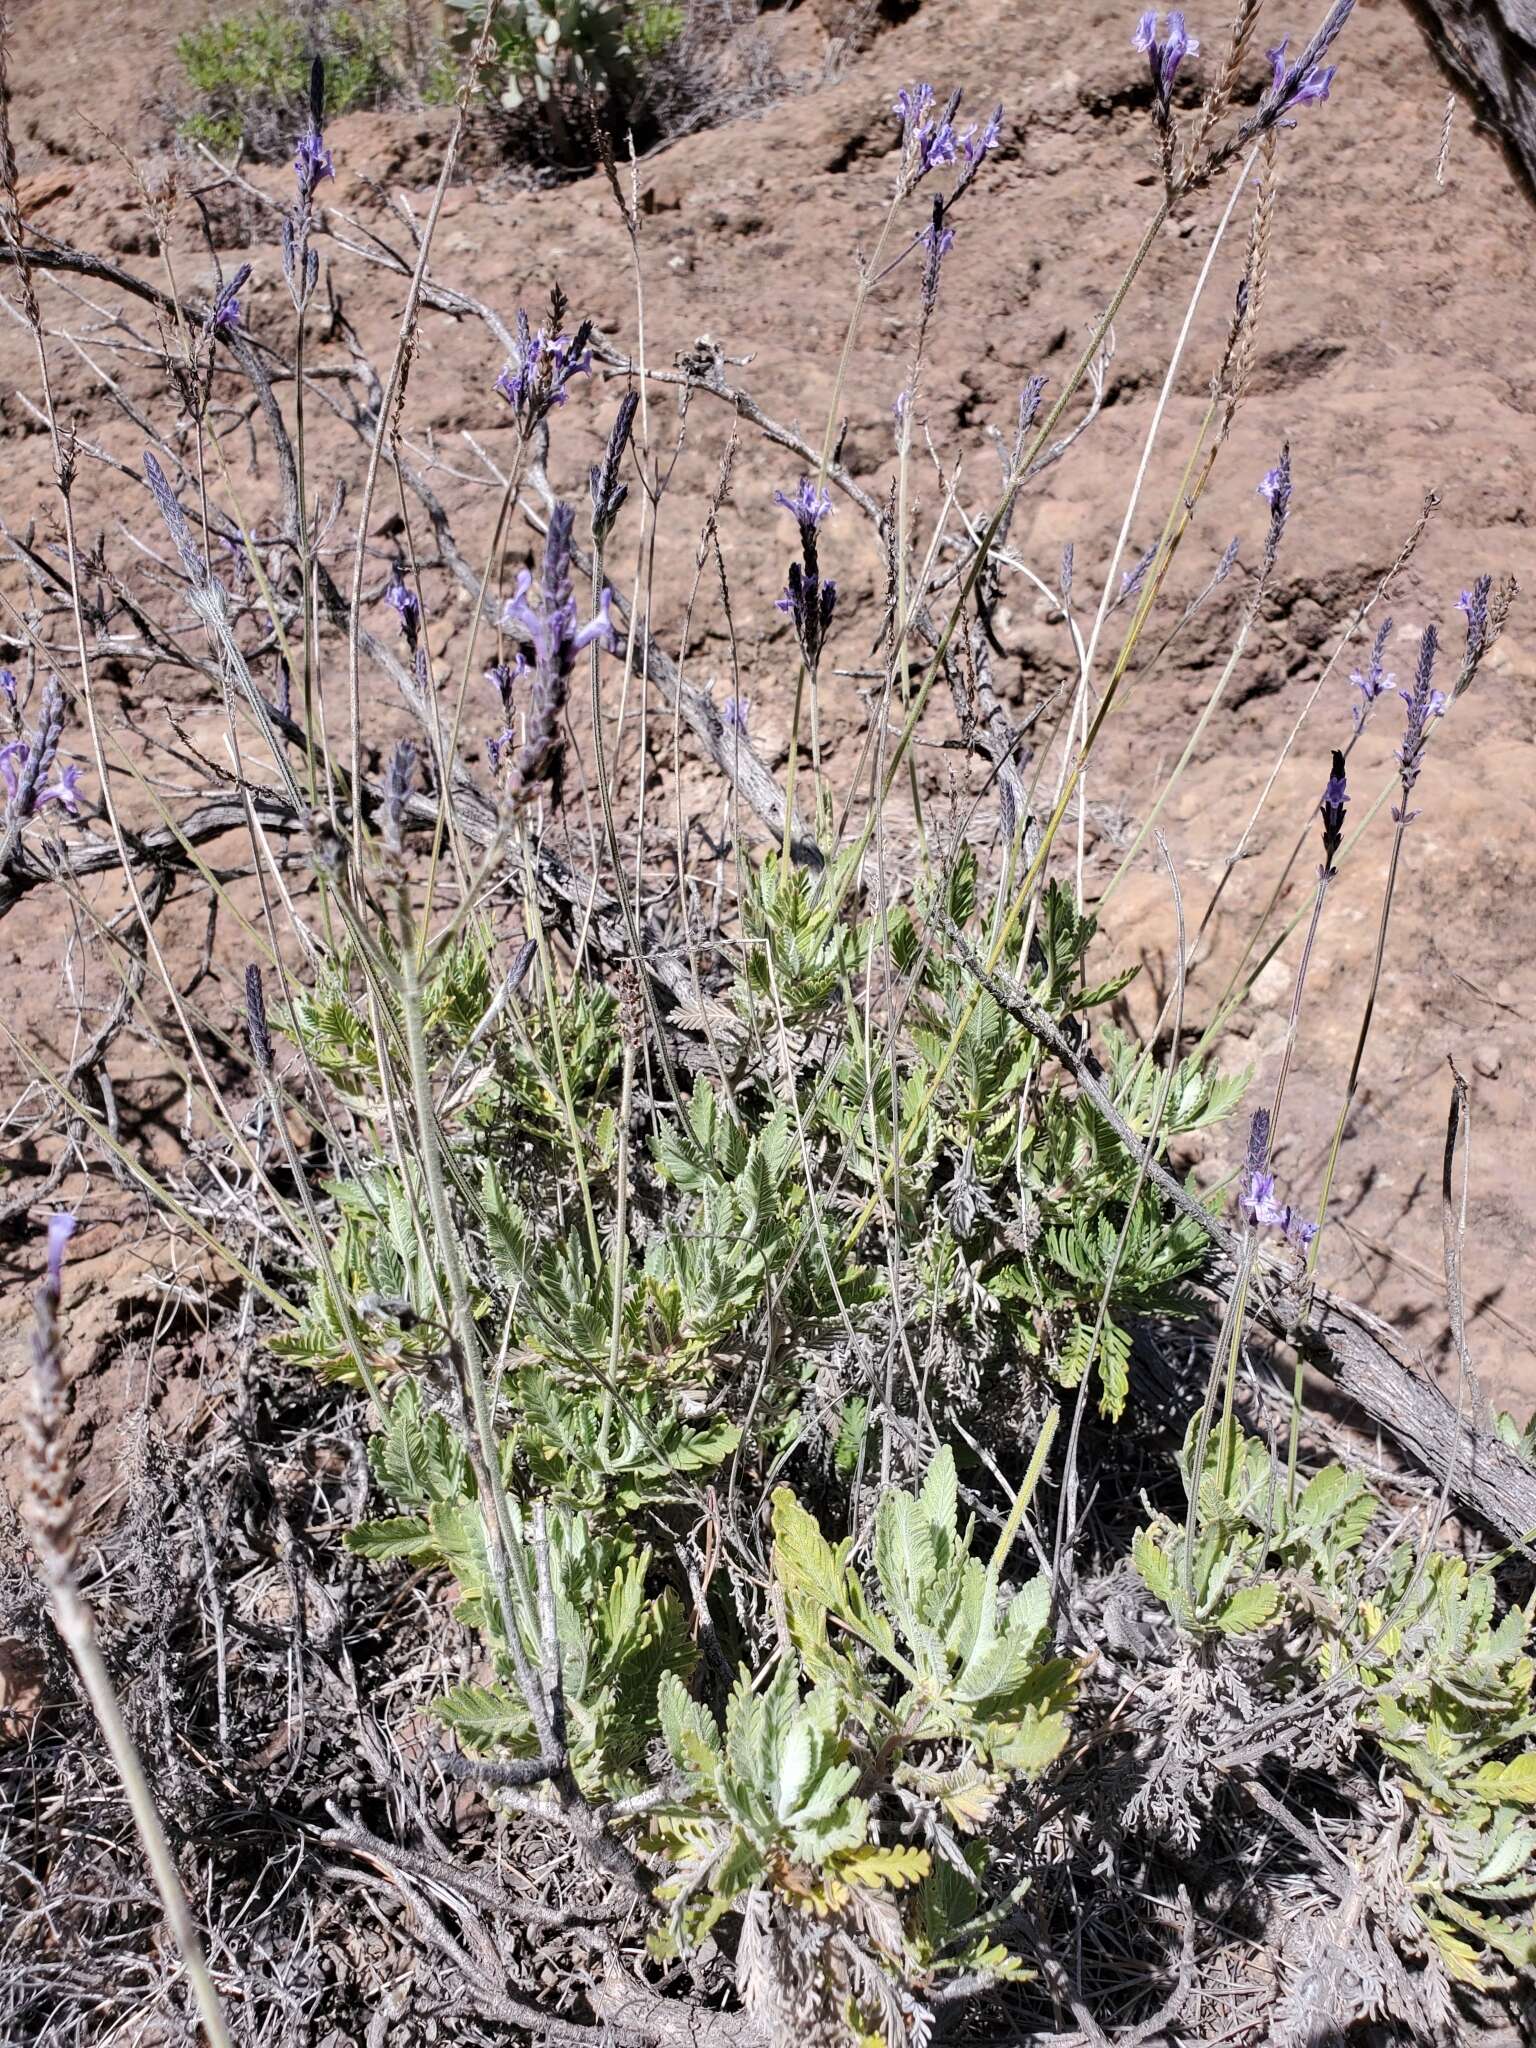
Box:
1, 0, 1534, 1534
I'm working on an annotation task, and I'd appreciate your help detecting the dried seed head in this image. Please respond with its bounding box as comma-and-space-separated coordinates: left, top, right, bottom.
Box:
23, 1212, 77, 1581
618, 962, 647, 1053
245, 963, 273, 1074
590, 389, 639, 545
383, 739, 417, 854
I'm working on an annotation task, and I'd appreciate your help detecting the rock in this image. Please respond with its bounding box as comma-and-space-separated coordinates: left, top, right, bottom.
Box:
1250, 957, 1294, 1011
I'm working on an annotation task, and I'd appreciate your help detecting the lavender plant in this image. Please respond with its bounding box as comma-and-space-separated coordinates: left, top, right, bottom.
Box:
4, 8, 1536, 2047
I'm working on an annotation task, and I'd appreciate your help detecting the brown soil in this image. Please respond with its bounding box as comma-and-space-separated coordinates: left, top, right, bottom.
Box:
1, 0, 1534, 1529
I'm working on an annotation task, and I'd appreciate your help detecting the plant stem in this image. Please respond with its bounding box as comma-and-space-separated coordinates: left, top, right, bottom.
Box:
1306, 814, 1408, 1279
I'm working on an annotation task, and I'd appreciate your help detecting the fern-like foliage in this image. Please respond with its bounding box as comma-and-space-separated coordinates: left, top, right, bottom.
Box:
648, 1442, 1075, 2028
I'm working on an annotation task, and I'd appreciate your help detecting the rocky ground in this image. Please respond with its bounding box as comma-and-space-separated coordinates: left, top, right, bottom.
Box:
1, 0, 1533, 1563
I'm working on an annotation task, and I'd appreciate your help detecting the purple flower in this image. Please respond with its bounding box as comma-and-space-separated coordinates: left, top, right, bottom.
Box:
1258, 2, 1354, 128
1265, 39, 1335, 108
722, 693, 750, 735
773, 476, 832, 539
919, 199, 954, 313
893, 82, 959, 175
1394, 622, 1443, 818
1258, 444, 1292, 570
294, 125, 334, 206
774, 479, 836, 668
202, 262, 251, 345
1348, 617, 1394, 734
502, 541, 614, 683
1120, 543, 1157, 600
1134, 10, 1199, 116
486, 657, 526, 717
45, 1211, 76, 1290
920, 218, 956, 262
1457, 575, 1491, 672
0, 666, 16, 710
1319, 747, 1347, 872
1, 677, 82, 820
777, 562, 838, 671
963, 105, 1004, 170
42, 761, 83, 815
1239, 1110, 1315, 1249
501, 503, 614, 810
893, 82, 937, 136
893, 82, 1000, 186
383, 567, 422, 652
495, 309, 593, 434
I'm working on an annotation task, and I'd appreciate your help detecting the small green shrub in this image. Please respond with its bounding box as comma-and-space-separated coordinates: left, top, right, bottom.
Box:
443, 0, 683, 115
176, 5, 399, 157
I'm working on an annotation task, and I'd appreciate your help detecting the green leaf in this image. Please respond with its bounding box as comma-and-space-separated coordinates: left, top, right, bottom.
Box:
1132, 1524, 1174, 1608
918, 1444, 959, 1546
658, 1671, 722, 1781
433, 1679, 535, 1754
1473, 1754, 1536, 1807
771, 1489, 852, 1616
346, 1515, 435, 1562
1215, 1582, 1282, 1636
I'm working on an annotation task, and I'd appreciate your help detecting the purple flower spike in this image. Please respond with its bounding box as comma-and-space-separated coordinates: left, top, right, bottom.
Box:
722, 693, 751, 736
383, 567, 422, 653
777, 562, 838, 671
1349, 617, 1395, 734
892, 82, 936, 136
1319, 747, 1348, 872
1258, 443, 1292, 570
1394, 621, 1443, 819
495, 309, 593, 435
245, 963, 273, 1074
963, 106, 1004, 170
45, 1211, 76, 1290
1120, 543, 1157, 600
1458, 575, 1492, 670
1134, 9, 1199, 117
294, 125, 334, 205
486, 657, 526, 717
500, 503, 614, 810
893, 82, 1000, 187
1266, 40, 1334, 108
1258, 1, 1354, 129
1239, 1109, 1314, 1250
1, 677, 83, 822
919, 199, 955, 314
773, 476, 832, 538
775, 478, 836, 668
203, 262, 251, 344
